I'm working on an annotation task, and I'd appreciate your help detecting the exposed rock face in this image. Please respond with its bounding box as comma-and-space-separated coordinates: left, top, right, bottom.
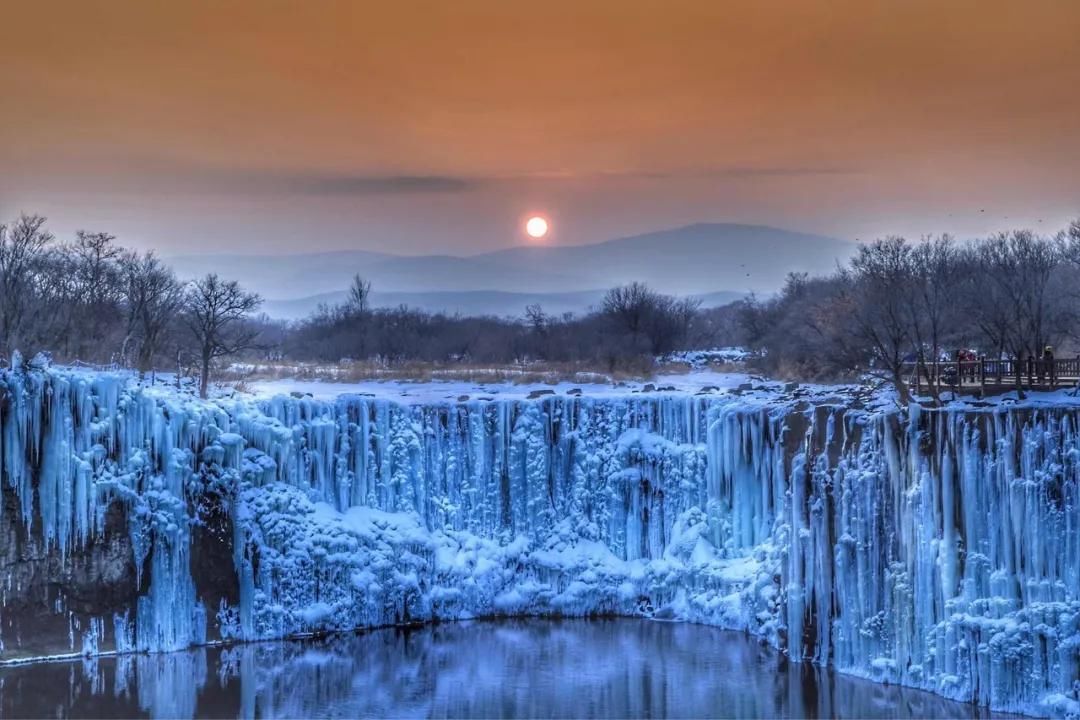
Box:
1, 492, 139, 659
0, 368, 1077, 717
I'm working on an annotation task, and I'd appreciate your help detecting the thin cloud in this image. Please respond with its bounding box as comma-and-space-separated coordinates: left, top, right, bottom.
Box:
500, 165, 863, 183
710, 165, 861, 178
3, 152, 863, 200
276, 173, 477, 195
636, 165, 863, 180
38, 155, 484, 197
223, 165, 863, 194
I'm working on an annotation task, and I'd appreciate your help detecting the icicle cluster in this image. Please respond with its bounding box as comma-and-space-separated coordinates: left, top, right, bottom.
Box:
0, 368, 1077, 717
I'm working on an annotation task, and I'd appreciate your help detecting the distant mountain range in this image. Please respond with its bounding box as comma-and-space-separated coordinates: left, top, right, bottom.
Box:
260, 289, 748, 320
168, 223, 852, 319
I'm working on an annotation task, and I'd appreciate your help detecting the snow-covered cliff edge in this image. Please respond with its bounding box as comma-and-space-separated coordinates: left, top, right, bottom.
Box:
1, 369, 1077, 717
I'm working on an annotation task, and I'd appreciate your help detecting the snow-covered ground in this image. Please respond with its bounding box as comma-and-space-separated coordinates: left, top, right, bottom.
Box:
244, 369, 756, 403
660, 347, 753, 368
245, 368, 1080, 419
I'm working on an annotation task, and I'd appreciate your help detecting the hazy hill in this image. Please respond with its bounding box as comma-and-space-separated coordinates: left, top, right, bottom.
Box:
167, 249, 395, 297
262, 288, 748, 320
168, 250, 586, 297
169, 223, 851, 318
473, 223, 850, 296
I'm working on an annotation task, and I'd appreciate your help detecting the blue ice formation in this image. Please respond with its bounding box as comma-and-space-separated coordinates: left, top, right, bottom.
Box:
0, 367, 1077, 717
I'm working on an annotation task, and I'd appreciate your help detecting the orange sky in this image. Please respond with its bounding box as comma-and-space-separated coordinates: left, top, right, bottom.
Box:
1, 0, 1078, 254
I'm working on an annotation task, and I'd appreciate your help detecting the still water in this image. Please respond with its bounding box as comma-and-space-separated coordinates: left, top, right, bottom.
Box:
1, 618, 1002, 719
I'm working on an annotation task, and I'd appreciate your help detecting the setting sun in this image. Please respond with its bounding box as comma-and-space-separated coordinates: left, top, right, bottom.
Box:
525, 216, 549, 239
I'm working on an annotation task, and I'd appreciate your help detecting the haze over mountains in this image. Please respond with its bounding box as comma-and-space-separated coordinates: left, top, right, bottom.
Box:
168, 223, 852, 319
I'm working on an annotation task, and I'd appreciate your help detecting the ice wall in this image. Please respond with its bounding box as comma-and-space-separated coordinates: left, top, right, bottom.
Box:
0, 367, 1077, 717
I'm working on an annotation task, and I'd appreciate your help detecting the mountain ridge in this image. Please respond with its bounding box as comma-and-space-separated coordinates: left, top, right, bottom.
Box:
167, 222, 852, 314
261, 288, 748, 320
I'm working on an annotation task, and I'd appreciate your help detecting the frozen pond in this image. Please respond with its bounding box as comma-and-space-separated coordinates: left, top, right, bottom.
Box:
0, 618, 1005, 719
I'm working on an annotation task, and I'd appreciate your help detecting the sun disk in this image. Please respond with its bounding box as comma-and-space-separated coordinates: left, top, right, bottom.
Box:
525, 216, 549, 239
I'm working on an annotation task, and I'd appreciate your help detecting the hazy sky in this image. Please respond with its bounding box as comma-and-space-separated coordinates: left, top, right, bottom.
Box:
1, 0, 1078, 256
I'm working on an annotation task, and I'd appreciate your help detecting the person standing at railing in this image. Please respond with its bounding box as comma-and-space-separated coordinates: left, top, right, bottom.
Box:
964, 349, 978, 382
1043, 346, 1055, 388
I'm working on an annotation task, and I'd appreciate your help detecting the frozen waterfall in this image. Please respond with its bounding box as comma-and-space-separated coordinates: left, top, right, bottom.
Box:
0, 368, 1077, 717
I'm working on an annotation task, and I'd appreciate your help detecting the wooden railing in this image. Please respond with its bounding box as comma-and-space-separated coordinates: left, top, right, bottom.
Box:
903, 358, 1080, 393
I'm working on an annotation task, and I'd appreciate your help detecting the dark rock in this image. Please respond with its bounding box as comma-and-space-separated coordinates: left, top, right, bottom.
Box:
190, 482, 240, 638
1, 492, 139, 660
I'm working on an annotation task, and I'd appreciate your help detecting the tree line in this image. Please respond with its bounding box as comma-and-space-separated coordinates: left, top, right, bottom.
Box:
0, 214, 718, 392
0, 214, 260, 397
283, 277, 707, 372
737, 219, 1080, 402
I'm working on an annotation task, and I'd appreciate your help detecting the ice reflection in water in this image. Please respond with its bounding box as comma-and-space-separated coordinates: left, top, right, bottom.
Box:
1, 619, 1006, 719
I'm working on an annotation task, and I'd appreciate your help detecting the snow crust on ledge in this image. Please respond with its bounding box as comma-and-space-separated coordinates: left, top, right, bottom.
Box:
0, 367, 1078, 718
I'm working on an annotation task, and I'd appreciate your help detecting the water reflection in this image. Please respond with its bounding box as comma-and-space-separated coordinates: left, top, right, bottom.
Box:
1, 618, 1003, 719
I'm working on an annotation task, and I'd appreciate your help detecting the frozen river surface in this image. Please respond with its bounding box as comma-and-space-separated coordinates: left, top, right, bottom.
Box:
0, 618, 1007, 719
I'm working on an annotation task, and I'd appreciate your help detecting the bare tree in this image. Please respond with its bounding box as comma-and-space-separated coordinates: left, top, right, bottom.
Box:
73, 232, 123, 305
524, 303, 549, 359
122, 252, 185, 374
842, 238, 916, 403
972, 231, 1066, 397
644, 295, 701, 355
904, 236, 965, 402
0, 214, 54, 355
347, 274, 372, 315
525, 303, 547, 333
601, 282, 700, 357
602, 282, 655, 337
840, 235, 971, 403
68, 231, 125, 360
31, 247, 79, 357
185, 273, 262, 398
